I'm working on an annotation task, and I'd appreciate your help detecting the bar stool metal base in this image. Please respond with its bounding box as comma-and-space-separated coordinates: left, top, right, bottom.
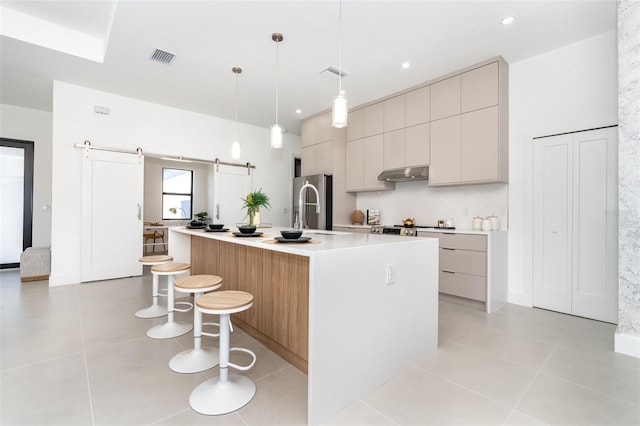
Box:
135, 304, 168, 319
146, 321, 192, 339
170, 348, 219, 374
189, 375, 256, 415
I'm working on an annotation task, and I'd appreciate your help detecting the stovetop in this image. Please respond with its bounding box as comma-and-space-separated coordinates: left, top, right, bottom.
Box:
390, 224, 456, 230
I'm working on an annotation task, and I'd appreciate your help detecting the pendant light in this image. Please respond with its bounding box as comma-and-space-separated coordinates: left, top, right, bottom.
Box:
231, 67, 242, 160
332, 0, 348, 128
270, 32, 283, 149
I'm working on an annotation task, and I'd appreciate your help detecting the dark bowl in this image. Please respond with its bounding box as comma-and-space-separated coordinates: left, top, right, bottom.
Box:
190, 221, 204, 227
281, 230, 303, 240
209, 224, 224, 230
238, 226, 257, 234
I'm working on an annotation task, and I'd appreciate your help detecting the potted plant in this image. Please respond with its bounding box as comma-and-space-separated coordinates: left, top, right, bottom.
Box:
191, 211, 209, 226
241, 189, 271, 227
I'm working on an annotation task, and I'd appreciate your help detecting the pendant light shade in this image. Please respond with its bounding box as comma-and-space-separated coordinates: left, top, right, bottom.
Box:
332, 90, 348, 128
270, 32, 284, 149
332, 0, 348, 128
270, 124, 283, 149
231, 66, 242, 160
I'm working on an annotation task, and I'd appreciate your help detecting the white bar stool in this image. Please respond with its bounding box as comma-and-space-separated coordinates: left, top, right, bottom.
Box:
170, 275, 223, 373
189, 290, 257, 415
147, 262, 193, 339
135, 255, 173, 318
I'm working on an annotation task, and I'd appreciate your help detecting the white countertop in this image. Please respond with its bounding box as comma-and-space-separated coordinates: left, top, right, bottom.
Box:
170, 226, 432, 256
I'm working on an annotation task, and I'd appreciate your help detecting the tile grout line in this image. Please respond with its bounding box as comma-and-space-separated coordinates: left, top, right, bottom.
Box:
358, 399, 402, 425
78, 309, 96, 426
500, 325, 567, 426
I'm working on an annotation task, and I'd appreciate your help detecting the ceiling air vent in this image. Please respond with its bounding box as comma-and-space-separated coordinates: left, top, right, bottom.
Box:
150, 48, 175, 64
320, 66, 348, 78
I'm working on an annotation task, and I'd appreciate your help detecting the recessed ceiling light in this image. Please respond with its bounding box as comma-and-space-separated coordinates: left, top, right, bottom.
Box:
501, 16, 515, 25
295, 108, 302, 114
402, 62, 411, 69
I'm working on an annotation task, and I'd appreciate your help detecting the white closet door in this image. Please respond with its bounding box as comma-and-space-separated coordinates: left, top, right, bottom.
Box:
212, 165, 252, 226
81, 150, 143, 282
571, 128, 618, 323
533, 135, 573, 314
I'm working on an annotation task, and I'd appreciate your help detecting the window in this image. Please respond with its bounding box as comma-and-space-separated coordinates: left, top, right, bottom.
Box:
162, 168, 193, 220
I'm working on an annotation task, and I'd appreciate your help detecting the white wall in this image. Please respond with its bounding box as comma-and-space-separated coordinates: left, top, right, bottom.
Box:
50, 81, 300, 286
0, 104, 53, 247
355, 182, 508, 229
508, 30, 618, 306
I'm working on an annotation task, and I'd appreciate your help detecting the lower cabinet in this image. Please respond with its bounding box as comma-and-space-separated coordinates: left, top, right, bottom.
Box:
420, 230, 507, 313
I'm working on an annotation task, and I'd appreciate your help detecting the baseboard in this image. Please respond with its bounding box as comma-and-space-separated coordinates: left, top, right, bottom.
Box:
21, 275, 49, 282
615, 331, 640, 358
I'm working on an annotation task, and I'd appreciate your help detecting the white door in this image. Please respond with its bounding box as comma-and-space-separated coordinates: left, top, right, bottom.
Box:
533, 134, 573, 314
212, 165, 252, 226
0, 146, 24, 265
81, 150, 143, 282
571, 128, 618, 323
533, 127, 618, 323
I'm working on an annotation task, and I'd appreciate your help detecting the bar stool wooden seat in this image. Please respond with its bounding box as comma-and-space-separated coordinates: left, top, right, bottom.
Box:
169, 275, 223, 373
135, 255, 173, 318
146, 262, 193, 339
189, 290, 257, 415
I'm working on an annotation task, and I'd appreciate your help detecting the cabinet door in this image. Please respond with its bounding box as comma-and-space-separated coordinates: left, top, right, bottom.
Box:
429, 116, 461, 185
405, 86, 430, 127
405, 123, 430, 166
316, 112, 332, 143
301, 144, 317, 176
364, 103, 384, 137
315, 140, 333, 174
460, 106, 499, 182
346, 109, 364, 141
362, 134, 385, 189
461, 62, 498, 113
345, 139, 364, 191
383, 129, 405, 170
383, 94, 405, 132
430, 75, 461, 121
301, 118, 317, 147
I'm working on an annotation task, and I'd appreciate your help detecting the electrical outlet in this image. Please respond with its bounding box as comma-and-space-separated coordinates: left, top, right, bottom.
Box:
386, 264, 396, 284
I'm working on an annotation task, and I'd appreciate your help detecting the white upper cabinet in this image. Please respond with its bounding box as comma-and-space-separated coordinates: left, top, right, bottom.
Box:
405, 86, 430, 127
430, 75, 461, 121
383, 95, 405, 132
346, 108, 364, 141
363, 102, 384, 137
461, 62, 499, 113
316, 112, 332, 143
301, 118, 317, 148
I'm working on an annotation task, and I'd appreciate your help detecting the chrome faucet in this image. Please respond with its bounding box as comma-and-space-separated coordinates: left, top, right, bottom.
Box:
298, 180, 320, 230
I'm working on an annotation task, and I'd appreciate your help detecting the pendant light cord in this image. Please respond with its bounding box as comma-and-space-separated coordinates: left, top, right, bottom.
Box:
275, 40, 279, 125
338, 0, 343, 93
235, 72, 239, 140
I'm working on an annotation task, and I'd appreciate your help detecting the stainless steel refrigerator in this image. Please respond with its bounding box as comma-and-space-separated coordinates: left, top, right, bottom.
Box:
292, 174, 333, 230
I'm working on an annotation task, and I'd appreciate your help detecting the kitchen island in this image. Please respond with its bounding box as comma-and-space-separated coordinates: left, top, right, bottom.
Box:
169, 227, 438, 425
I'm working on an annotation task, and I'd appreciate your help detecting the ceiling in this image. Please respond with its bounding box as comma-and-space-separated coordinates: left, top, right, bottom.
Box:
0, 1, 616, 136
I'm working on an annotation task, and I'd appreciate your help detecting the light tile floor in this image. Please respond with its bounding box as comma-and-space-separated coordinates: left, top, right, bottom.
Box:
1, 269, 639, 425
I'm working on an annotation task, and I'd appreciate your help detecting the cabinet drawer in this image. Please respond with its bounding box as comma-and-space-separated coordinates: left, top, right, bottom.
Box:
437, 233, 486, 251
440, 248, 486, 276
439, 271, 486, 302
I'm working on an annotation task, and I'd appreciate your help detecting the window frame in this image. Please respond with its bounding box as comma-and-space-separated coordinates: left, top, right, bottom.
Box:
161, 167, 194, 221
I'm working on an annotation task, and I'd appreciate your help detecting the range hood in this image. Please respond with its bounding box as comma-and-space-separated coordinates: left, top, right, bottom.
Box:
377, 166, 429, 182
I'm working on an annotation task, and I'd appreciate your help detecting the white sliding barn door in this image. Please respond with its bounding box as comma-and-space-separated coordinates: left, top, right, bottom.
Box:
533, 127, 618, 323
82, 150, 143, 282
212, 165, 252, 226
